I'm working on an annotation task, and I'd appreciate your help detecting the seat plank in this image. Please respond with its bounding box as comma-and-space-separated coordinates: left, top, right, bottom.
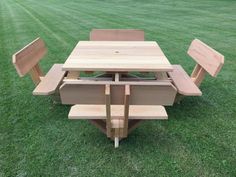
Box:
33, 64, 66, 95
168, 65, 202, 96
68, 105, 168, 120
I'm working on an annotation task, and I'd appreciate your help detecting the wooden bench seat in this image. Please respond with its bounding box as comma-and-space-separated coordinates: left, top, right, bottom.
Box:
12, 38, 67, 101
168, 65, 202, 96
69, 105, 168, 120
33, 64, 66, 95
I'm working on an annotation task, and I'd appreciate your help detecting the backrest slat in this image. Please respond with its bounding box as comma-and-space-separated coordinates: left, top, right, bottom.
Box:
187, 39, 224, 77
90, 29, 145, 41
60, 82, 177, 106
12, 38, 47, 77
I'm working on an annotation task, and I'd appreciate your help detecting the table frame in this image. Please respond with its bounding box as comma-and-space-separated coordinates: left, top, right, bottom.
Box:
61, 41, 176, 147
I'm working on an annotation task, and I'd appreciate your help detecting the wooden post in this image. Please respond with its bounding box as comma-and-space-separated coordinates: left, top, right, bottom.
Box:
194, 68, 207, 87
29, 65, 42, 85
123, 85, 130, 137
34, 63, 44, 77
191, 64, 207, 87
191, 64, 201, 79
105, 84, 111, 137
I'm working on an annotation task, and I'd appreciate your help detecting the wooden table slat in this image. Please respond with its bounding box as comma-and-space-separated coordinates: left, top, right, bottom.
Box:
63, 41, 172, 72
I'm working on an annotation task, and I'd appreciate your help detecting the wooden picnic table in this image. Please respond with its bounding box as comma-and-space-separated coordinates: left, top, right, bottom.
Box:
60, 41, 177, 147
12, 36, 224, 148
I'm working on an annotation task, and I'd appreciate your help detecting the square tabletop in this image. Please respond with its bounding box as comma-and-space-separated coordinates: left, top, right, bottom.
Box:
62, 41, 173, 72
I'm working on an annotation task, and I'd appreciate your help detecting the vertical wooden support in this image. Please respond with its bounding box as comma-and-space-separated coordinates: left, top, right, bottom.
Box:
191, 64, 207, 87
34, 63, 44, 77
105, 84, 111, 137
29, 64, 43, 85
191, 64, 201, 78
194, 68, 207, 87
123, 85, 130, 138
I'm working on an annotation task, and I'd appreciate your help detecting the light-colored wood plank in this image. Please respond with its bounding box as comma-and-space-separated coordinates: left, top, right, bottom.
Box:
68, 105, 168, 120
191, 64, 201, 78
29, 66, 41, 85
77, 41, 157, 47
33, 64, 66, 95
193, 67, 207, 87
168, 65, 202, 96
29, 69, 40, 85
187, 39, 224, 77
67, 71, 80, 79
111, 119, 124, 128
123, 85, 130, 138
60, 81, 177, 105
130, 84, 176, 105
63, 57, 172, 72
71, 47, 164, 56
60, 83, 105, 104
34, 63, 44, 77
12, 38, 47, 77
90, 29, 145, 41
105, 85, 112, 137
62, 41, 173, 72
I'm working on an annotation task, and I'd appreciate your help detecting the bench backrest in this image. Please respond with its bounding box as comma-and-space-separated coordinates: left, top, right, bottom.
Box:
188, 39, 224, 77
187, 39, 224, 86
12, 38, 46, 77
90, 29, 145, 41
12, 38, 46, 84
60, 81, 177, 106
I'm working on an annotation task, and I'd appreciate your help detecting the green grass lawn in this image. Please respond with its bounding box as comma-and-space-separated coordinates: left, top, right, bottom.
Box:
1, 0, 236, 176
